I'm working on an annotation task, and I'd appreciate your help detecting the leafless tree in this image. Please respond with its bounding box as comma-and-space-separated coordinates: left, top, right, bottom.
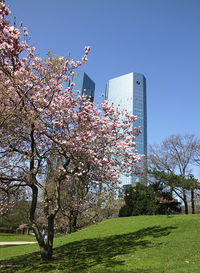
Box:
149, 134, 200, 214
193, 143, 200, 167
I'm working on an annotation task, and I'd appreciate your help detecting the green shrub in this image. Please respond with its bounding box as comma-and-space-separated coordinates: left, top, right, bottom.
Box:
119, 183, 181, 217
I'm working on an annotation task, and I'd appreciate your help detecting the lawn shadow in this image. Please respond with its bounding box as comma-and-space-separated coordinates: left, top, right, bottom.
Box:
0, 225, 177, 273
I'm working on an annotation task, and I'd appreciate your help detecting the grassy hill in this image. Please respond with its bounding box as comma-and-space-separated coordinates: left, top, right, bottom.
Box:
1, 214, 200, 272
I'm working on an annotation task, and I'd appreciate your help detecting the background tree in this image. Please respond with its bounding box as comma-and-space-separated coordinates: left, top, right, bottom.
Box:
148, 134, 200, 214
193, 142, 200, 167
44, 158, 125, 234
54, 176, 93, 234
151, 181, 181, 215
0, 183, 25, 216
91, 191, 124, 222
0, 3, 142, 260
148, 170, 199, 214
0, 199, 30, 231
119, 183, 181, 217
119, 184, 158, 217
187, 174, 199, 214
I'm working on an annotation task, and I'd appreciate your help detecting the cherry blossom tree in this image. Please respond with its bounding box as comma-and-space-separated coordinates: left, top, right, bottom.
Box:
0, 2, 142, 260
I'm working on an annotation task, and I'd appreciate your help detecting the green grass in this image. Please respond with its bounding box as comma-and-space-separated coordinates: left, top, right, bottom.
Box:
0, 214, 200, 272
0, 233, 36, 242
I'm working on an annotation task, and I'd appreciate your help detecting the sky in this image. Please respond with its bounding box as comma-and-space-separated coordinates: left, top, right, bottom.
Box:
7, 0, 200, 147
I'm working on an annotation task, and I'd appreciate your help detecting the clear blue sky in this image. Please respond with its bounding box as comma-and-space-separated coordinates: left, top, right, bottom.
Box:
8, 0, 200, 146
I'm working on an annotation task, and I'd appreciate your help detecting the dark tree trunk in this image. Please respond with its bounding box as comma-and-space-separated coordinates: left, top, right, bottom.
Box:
183, 200, 188, 214
68, 212, 78, 233
39, 242, 50, 261
183, 191, 188, 214
36, 216, 55, 260
29, 186, 55, 260
68, 212, 72, 234
28, 123, 63, 261
46, 215, 54, 259
191, 190, 195, 214
184, 201, 188, 214
72, 214, 78, 232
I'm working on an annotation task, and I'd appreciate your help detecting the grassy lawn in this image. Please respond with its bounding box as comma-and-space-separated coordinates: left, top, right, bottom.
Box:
0, 233, 36, 242
0, 214, 200, 272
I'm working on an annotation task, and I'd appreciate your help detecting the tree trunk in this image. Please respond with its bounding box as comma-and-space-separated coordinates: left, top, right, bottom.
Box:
183, 200, 188, 214
46, 215, 54, 260
31, 224, 53, 261
36, 216, 55, 260
68, 212, 72, 234
191, 190, 195, 214
182, 191, 188, 214
72, 214, 78, 232
39, 242, 51, 261
31, 212, 55, 260
184, 201, 188, 214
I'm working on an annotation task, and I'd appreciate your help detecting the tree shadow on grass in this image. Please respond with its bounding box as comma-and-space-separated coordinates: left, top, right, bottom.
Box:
0, 225, 177, 273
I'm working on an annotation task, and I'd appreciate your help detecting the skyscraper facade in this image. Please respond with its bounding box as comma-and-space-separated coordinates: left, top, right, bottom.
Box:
72, 71, 95, 102
105, 72, 147, 186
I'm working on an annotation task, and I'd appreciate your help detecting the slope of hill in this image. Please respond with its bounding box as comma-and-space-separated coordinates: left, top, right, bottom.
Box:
1, 214, 200, 272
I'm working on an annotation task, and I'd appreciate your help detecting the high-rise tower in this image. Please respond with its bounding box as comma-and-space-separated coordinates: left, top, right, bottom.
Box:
72, 71, 95, 102
105, 72, 147, 186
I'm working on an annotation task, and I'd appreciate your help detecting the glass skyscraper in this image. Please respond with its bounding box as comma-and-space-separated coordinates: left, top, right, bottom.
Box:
105, 72, 147, 186
71, 71, 95, 102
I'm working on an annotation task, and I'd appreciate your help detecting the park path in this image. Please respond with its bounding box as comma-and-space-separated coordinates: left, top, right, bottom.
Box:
0, 241, 37, 246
